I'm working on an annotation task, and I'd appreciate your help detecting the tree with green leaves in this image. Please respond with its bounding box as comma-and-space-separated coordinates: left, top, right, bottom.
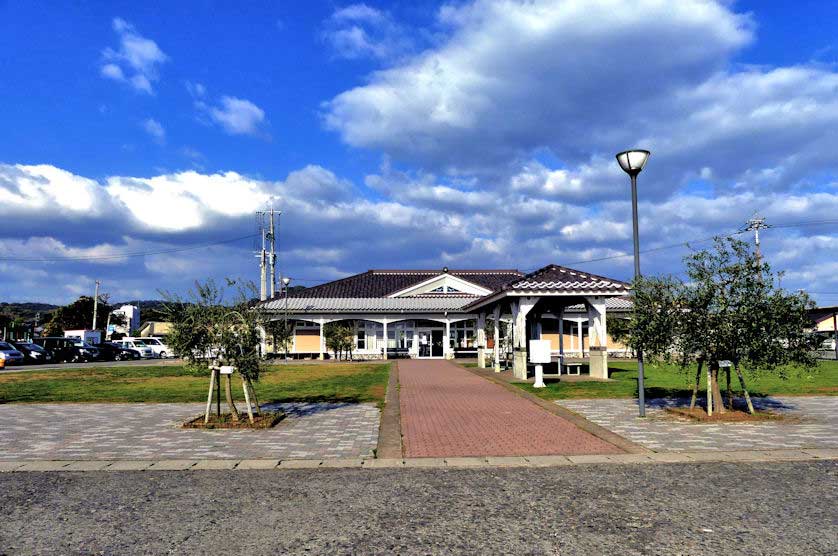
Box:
622, 237, 817, 415
162, 279, 266, 423
264, 318, 293, 357
324, 322, 354, 360
43, 295, 125, 336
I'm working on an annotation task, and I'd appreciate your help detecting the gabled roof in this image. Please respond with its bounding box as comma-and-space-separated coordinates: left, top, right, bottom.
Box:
502, 264, 630, 293
284, 269, 523, 299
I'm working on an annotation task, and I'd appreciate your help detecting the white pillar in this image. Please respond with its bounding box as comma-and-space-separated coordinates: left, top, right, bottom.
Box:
512, 297, 538, 380
585, 297, 608, 379
444, 318, 452, 359
576, 317, 583, 354
493, 306, 501, 372
318, 318, 325, 360
382, 319, 388, 360
412, 328, 419, 358
476, 313, 487, 368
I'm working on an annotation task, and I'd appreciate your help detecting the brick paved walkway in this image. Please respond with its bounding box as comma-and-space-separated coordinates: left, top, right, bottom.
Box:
558, 396, 838, 452
398, 360, 622, 457
0, 402, 379, 461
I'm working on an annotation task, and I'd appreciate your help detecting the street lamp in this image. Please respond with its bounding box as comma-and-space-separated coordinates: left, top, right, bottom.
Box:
282, 277, 291, 364
616, 149, 650, 417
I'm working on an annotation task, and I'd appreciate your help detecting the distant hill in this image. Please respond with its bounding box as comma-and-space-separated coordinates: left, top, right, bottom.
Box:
0, 302, 59, 322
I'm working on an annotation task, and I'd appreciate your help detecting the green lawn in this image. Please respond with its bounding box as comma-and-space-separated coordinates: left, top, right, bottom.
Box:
514, 360, 838, 400
0, 362, 391, 407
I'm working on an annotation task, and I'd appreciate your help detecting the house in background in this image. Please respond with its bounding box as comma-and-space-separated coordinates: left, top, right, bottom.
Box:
138, 321, 171, 338
258, 264, 631, 379
110, 304, 140, 336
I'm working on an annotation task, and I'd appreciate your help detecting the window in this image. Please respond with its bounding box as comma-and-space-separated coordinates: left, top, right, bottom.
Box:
356, 330, 365, 349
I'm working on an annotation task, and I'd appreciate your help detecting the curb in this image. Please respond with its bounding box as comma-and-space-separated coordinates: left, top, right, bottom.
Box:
1, 449, 835, 473
376, 362, 403, 459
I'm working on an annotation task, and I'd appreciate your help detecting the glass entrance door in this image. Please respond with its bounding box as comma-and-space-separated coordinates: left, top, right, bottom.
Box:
431, 330, 444, 357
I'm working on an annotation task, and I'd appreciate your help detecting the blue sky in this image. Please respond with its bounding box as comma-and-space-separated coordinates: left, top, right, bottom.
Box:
1, 0, 837, 305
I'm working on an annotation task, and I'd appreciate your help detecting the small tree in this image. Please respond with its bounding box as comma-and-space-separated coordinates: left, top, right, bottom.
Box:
624, 238, 817, 414
264, 319, 292, 357
324, 322, 354, 360
162, 279, 267, 423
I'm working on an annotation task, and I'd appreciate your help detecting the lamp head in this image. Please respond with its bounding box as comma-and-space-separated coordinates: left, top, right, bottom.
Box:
616, 149, 651, 176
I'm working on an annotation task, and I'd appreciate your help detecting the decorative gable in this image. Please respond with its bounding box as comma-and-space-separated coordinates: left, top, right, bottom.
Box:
387, 273, 492, 297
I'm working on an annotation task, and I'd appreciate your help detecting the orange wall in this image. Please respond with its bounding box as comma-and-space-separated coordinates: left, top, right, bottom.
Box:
295, 329, 321, 352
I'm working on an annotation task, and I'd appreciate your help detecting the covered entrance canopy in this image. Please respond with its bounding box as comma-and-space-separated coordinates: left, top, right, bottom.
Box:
463, 264, 630, 379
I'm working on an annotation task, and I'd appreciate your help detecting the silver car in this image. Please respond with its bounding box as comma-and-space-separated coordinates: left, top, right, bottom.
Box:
0, 342, 25, 366
118, 340, 154, 359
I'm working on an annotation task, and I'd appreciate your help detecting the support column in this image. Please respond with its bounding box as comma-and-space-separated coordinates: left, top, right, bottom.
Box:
585, 297, 608, 379
512, 297, 538, 380
558, 307, 565, 374
576, 317, 583, 354
444, 318, 452, 359
476, 313, 487, 368
318, 318, 325, 360
382, 319, 388, 360
492, 306, 501, 372
412, 328, 419, 358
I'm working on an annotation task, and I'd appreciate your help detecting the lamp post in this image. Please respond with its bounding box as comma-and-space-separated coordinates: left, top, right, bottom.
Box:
616, 149, 650, 417
282, 276, 291, 364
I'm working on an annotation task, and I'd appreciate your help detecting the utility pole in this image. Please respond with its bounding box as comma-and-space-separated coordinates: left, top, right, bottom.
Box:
744, 215, 769, 266
256, 207, 280, 301
92, 280, 101, 330
257, 212, 267, 301
268, 207, 278, 299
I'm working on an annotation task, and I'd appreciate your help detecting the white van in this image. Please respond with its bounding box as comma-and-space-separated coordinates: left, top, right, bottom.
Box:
118, 339, 155, 359
126, 337, 172, 358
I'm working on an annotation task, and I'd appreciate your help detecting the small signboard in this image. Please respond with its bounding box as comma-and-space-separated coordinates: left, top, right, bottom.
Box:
719, 360, 732, 368
219, 366, 235, 375
529, 340, 552, 364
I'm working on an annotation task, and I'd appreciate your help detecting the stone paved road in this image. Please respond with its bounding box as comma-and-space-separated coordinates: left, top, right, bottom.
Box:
1, 461, 835, 555
558, 396, 838, 452
399, 360, 622, 457
0, 402, 379, 460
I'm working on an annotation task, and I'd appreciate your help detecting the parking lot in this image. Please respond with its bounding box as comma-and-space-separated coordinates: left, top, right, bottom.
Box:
0, 358, 182, 373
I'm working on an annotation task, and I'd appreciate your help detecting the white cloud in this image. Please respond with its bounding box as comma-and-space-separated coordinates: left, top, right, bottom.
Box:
197, 96, 267, 137
141, 118, 166, 144
322, 3, 413, 60
101, 17, 168, 94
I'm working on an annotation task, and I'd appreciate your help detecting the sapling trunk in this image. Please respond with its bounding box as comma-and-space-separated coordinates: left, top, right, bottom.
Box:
241, 376, 254, 424
710, 365, 725, 414
224, 374, 239, 421
726, 367, 733, 410
690, 360, 703, 410
734, 364, 756, 415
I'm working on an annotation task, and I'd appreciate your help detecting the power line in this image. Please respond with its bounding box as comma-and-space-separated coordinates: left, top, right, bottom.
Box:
0, 233, 259, 262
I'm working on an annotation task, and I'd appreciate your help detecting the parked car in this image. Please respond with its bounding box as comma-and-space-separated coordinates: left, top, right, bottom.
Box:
9, 341, 53, 364
129, 337, 172, 358
32, 337, 99, 363
0, 342, 25, 366
116, 339, 155, 359
32, 337, 78, 363
93, 342, 141, 361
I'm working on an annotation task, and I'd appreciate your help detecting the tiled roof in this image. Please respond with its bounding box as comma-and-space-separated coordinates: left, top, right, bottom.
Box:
284, 269, 523, 299
260, 296, 478, 313
504, 264, 630, 293
259, 295, 632, 314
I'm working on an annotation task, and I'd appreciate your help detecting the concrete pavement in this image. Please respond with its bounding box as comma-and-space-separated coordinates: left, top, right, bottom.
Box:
2, 461, 835, 554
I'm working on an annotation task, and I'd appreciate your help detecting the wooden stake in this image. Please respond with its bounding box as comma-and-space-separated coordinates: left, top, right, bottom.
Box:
247, 378, 261, 415
241, 376, 255, 424
205, 368, 217, 424
706, 363, 713, 416
689, 360, 703, 410
734, 363, 756, 415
